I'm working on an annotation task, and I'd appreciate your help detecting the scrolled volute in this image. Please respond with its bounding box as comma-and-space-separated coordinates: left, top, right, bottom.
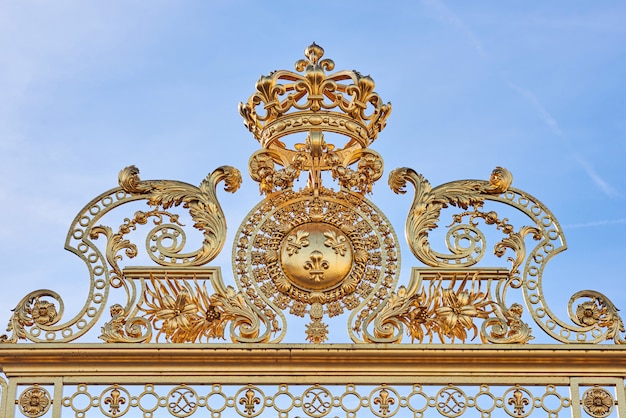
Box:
362, 276, 424, 344
99, 304, 151, 343
389, 166, 512, 267
568, 290, 625, 344
118, 165, 242, 265
1, 290, 64, 343
481, 303, 534, 344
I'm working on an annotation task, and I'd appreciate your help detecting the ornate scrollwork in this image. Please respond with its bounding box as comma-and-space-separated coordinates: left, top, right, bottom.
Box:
2, 43, 624, 348
235, 187, 399, 343
568, 291, 625, 344
1, 291, 63, 343
447, 210, 541, 279
481, 303, 534, 344
2, 165, 240, 343
389, 166, 512, 267
54, 382, 583, 417
118, 165, 241, 265
99, 304, 151, 343
435, 385, 468, 417
1, 186, 134, 343
391, 164, 626, 344
90, 209, 183, 281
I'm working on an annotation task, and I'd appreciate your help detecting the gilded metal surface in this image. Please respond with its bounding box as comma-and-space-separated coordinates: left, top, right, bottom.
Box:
233, 187, 399, 342
3, 379, 623, 418
240, 43, 390, 196
17, 385, 51, 418
0, 165, 240, 344
239, 42, 390, 150
368, 271, 498, 343
2, 43, 622, 347
1, 344, 626, 416
389, 166, 625, 344
1, 43, 626, 417
139, 275, 262, 343
582, 387, 615, 418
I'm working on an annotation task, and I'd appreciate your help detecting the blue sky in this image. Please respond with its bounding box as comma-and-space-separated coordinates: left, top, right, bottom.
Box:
0, 1, 624, 343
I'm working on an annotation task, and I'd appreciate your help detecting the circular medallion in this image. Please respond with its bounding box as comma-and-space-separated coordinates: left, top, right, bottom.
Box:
18, 386, 51, 418
280, 223, 353, 291
233, 188, 399, 318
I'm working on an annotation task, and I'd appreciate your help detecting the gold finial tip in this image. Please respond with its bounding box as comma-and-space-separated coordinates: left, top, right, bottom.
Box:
304, 42, 324, 64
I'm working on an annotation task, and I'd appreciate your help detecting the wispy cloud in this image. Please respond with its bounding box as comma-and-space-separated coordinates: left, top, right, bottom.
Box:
420, 0, 487, 58
507, 81, 619, 199
563, 218, 626, 229
521, 12, 626, 35
573, 153, 621, 198
507, 82, 563, 136
418, 0, 620, 200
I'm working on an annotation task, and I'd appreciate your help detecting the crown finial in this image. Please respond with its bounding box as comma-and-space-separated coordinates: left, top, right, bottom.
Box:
294, 43, 335, 74
304, 42, 323, 64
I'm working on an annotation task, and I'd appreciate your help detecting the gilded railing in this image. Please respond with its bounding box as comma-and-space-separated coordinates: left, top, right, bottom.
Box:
2, 344, 626, 417
6, 381, 624, 418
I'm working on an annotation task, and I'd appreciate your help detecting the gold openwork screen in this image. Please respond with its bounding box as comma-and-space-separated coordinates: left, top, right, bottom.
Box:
1, 44, 624, 418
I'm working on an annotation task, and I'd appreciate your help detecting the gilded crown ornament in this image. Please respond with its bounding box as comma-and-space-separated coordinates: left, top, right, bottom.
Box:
240, 43, 391, 195
239, 42, 391, 149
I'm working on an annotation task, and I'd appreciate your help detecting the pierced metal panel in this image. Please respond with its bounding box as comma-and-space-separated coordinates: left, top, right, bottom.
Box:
2, 379, 625, 418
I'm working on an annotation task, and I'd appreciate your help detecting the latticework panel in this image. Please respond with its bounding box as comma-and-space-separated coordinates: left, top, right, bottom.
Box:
3, 378, 626, 418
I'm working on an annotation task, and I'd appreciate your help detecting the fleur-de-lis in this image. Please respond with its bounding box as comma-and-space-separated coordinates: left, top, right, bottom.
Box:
373, 387, 396, 415
239, 388, 261, 416
104, 387, 126, 416
507, 389, 529, 416
323, 230, 348, 256
285, 230, 310, 255
304, 250, 329, 283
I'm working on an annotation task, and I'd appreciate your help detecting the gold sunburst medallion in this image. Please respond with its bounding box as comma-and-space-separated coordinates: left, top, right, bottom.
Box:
234, 188, 399, 320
